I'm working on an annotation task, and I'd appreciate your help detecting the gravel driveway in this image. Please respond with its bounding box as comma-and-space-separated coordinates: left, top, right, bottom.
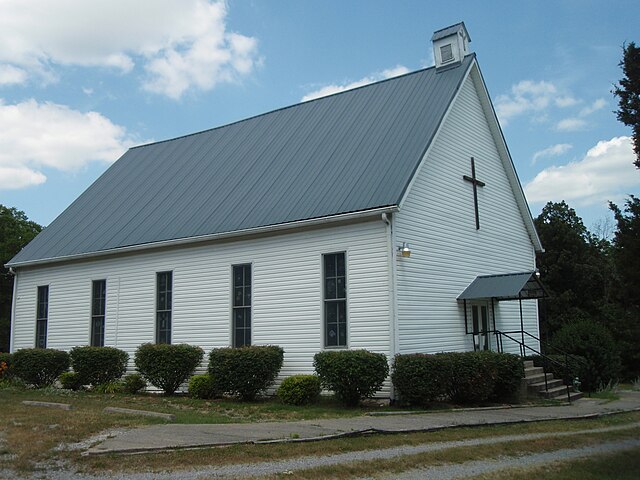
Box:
2, 422, 638, 479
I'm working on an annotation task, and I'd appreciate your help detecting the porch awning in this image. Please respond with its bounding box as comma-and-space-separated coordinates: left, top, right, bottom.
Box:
457, 271, 547, 301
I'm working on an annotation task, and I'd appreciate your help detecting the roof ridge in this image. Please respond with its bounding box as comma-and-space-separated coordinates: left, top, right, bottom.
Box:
130, 64, 439, 150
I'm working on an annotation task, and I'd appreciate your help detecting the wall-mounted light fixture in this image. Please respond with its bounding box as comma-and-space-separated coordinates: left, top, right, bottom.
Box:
398, 242, 411, 258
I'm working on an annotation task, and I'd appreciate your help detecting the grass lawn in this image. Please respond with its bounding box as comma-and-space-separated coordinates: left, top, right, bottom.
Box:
470, 447, 640, 480
1, 385, 638, 477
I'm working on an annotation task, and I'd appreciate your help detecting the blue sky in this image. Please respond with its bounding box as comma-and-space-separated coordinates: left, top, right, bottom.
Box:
0, 0, 638, 235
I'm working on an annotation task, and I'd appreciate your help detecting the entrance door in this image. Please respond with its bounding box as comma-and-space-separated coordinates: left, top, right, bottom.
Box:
471, 303, 491, 351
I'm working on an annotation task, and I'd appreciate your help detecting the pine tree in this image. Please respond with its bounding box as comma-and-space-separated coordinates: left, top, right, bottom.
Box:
613, 42, 640, 168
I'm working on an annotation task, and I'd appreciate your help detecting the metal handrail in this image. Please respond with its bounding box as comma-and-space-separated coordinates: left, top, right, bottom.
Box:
498, 329, 590, 395
494, 330, 573, 402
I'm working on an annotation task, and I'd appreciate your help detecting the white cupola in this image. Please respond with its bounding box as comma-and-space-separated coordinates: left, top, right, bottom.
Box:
431, 22, 471, 70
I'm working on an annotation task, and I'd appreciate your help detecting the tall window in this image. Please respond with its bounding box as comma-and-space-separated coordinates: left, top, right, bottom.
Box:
324, 252, 346, 347
36, 285, 49, 348
232, 264, 251, 347
91, 280, 106, 347
156, 271, 172, 344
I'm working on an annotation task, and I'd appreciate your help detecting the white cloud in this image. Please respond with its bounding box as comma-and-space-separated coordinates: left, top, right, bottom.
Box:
0, 0, 259, 99
555, 98, 607, 132
301, 65, 410, 102
580, 98, 606, 116
556, 117, 588, 131
0, 98, 140, 190
525, 136, 640, 207
532, 143, 572, 164
495, 80, 574, 125
0, 65, 27, 85
0, 166, 46, 189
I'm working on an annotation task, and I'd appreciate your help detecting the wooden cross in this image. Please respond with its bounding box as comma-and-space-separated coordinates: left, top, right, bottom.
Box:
463, 157, 486, 230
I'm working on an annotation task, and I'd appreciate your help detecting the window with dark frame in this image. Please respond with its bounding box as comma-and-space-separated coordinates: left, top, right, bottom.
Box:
91, 280, 106, 347
156, 271, 172, 344
232, 264, 251, 347
324, 252, 347, 347
36, 285, 48, 349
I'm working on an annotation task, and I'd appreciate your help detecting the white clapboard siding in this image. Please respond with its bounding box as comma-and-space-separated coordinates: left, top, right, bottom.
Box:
12, 219, 392, 392
394, 67, 539, 355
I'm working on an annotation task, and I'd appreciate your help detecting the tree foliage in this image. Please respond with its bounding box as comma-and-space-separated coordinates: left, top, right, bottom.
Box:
608, 196, 640, 379
535, 199, 640, 380
613, 42, 640, 168
534, 201, 610, 339
0, 206, 42, 352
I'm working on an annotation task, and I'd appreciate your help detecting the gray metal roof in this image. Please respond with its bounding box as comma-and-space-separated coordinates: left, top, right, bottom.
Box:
431, 22, 470, 42
9, 55, 474, 266
457, 272, 547, 301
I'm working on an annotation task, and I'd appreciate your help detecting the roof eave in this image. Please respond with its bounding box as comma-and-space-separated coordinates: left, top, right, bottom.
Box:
6, 205, 399, 269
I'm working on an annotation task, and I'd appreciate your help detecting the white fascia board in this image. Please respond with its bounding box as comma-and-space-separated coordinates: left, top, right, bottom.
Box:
7, 206, 399, 269
398, 57, 474, 209
468, 61, 543, 252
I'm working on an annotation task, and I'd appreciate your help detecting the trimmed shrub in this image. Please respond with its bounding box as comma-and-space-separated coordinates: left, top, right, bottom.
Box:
392, 354, 452, 405
70, 346, 129, 386
314, 350, 389, 407
208, 345, 284, 401
12, 348, 70, 387
188, 374, 217, 399
0, 352, 12, 379
393, 351, 523, 406
550, 319, 621, 391
277, 375, 321, 405
122, 374, 146, 394
134, 343, 204, 395
59, 371, 83, 390
477, 351, 524, 401
445, 352, 495, 404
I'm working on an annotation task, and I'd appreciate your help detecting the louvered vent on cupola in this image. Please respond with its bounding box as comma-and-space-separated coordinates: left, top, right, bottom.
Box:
432, 22, 471, 70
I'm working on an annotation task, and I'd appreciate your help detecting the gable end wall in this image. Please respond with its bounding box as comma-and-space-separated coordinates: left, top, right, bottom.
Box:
394, 70, 539, 355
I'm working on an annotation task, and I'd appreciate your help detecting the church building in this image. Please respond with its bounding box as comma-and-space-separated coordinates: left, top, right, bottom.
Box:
8, 23, 545, 393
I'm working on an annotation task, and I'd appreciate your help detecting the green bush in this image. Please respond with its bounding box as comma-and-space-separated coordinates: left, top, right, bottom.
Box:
550, 319, 621, 391
94, 381, 124, 394
0, 352, 12, 378
70, 346, 129, 386
12, 348, 70, 388
277, 375, 321, 405
314, 350, 389, 407
393, 352, 518, 406
444, 352, 495, 404
208, 345, 284, 401
392, 354, 451, 405
122, 374, 146, 394
134, 343, 204, 395
59, 371, 83, 390
188, 374, 218, 399
477, 351, 524, 401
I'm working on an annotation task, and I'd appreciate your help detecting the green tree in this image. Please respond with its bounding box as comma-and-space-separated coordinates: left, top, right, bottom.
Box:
609, 195, 640, 307
613, 42, 640, 168
534, 201, 610, 341
0, 205, 42, 351
608, 196, 640, 379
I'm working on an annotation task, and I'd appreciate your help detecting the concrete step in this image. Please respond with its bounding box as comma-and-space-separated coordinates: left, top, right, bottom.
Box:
538, 384, 577, 399
527, 378, 564, 393
549, 390, 584, 402
524, 366, 544, 377
523, 360, 534, 369
523, 372, 554, 385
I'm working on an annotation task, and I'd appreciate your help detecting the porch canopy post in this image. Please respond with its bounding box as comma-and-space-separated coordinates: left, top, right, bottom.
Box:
457, 271, 548, 355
